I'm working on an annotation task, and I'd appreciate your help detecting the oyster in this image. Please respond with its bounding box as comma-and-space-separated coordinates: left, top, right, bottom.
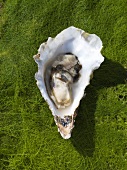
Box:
50, 54, 82, 109
33, 26, 104, 139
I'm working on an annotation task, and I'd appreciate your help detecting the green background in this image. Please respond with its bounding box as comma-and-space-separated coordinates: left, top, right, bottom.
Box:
0, 0, 127, 169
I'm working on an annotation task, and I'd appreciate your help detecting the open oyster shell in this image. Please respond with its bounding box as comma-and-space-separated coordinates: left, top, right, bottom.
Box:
33, 26, 104, 139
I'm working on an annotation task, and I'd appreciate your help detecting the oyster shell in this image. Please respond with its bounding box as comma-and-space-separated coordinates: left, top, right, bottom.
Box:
33, 26, 104, 139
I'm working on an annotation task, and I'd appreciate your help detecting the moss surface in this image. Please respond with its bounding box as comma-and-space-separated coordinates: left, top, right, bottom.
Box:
0, 0, 127, 169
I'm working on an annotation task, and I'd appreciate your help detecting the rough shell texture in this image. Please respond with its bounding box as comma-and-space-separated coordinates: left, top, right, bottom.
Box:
33, 26, 104, 139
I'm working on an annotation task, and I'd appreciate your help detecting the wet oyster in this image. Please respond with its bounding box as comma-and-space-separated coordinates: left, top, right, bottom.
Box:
33, 26, 104, 139
50, 54, 82, 109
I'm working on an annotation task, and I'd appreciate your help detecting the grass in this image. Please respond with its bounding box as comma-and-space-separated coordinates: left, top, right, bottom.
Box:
0, 0, 127, 169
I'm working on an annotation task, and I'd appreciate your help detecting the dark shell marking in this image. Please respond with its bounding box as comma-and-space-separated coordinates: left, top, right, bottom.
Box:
55, 115, 72, 127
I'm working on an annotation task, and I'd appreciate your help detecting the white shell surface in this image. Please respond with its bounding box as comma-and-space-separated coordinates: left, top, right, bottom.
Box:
34, 26, 104, 118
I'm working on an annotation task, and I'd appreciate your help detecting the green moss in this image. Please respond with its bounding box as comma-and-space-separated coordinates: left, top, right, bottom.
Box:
0, 0, 127, 169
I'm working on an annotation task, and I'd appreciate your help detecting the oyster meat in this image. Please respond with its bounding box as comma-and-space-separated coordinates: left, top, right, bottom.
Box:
50, 54, 82, 109
33, 26, 104, 139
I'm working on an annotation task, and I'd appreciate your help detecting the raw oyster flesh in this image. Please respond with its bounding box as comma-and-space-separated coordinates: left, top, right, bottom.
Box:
49, 54, 82, 109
